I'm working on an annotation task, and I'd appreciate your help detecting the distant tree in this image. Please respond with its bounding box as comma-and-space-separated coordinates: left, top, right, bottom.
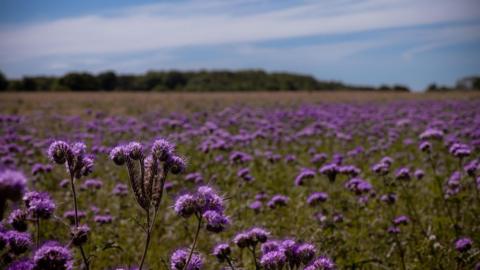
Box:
97, 71, 117, 91
60, 72, 99, 91
22, 77, 38, 91
0, 71, 8, 91
379, 85, 391, 91
473, 77, 480, 90
164, 71, 187, 90
392, 84, 410, 92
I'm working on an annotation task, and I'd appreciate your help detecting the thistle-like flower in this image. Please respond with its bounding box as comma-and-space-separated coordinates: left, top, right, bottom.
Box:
110, 138, 185, 270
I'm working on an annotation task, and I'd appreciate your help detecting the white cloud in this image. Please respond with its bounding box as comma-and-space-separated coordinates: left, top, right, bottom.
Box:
0, 0, 479, 62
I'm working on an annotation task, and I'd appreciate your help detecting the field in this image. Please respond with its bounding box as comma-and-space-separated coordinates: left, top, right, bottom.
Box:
1, 91, 479, 270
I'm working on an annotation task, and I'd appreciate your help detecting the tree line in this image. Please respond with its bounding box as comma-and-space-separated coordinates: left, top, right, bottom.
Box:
0, 69, 414, 92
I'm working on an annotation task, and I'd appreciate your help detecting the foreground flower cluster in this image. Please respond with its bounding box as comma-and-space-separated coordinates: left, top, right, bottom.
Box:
0, 99, 479, 269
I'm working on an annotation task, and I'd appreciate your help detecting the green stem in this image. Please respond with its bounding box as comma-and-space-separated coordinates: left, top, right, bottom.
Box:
183, 215, 202, 270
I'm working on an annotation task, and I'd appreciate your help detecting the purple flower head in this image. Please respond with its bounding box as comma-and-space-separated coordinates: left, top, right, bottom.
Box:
63, 210, 86, 225
237, 168, 254, 182
70, 224, 89, 246
419, 141, 432, 152
174, 194, 197, 218
229, 151, 253, 164
6, 231, 31, 255
248, 227, 270, 244
8, 209, 28, 232
23, 191, 56, 219
202, 210, 229, 233
260, 250, 287, 270
338, 165, 361, 177
319, 164, 338, 182
414, 169, 424, 180
212, 243, 231, 262
112, 183, 128, 197
295, 168, 316, 186
307, 192, 328, 206
47, 141, 71, 164
185, 172, 203, 183
305, 256, 336, 270
125, 142, 143, 160
169, 155, 186, 175
94, 214, 113, 225
395, 168, 411, 181
0, 170, 27, 201
419, 128, 444, 140
380, 157, 393, 166
82, 179, 103, 191
380, 193, 397, 205
33, 241, 73, 270
194, 186, 224, 214
393, 215, 409, 226
281, 239, 299, 266
387, 226, 400, 234
6, 259, 34, 270
449, 143, 471, 158
71, 142, 86, 157
267, 195, 289, 209
233, 232, 251, 248
170, 248, 204, 270
296, 243, 316, 265
464, 160, 479, 177
372, 162, 390, 176
455, 237, 473, 252
345, 178, 372, 195
109, 146, 126, 166
249, 200, 262, 213
261, 240, 281, 254
151, 138, 174, 161
311, 153, 327, 165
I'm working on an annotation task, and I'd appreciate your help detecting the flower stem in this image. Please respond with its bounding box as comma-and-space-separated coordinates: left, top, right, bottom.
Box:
139, 210, 151, 270
70, 173, 90, 270
225, 256, 236, 270
183, 215, 202, 270
250, 245, 259, 270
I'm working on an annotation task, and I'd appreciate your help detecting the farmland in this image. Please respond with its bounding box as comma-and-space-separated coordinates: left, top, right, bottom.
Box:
1, 91, 479, 270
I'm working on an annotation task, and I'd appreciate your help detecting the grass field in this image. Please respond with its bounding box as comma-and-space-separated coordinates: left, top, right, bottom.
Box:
0, 91, 479, 270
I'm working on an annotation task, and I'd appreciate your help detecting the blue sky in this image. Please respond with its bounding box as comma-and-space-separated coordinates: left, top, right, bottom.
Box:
1, 0, 480, 90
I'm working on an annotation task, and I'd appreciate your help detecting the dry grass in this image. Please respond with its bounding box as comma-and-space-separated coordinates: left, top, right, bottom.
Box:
1, 91, 479, 115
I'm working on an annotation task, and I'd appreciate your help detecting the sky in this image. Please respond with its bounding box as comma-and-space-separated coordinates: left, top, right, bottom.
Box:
1, 0, 480, 90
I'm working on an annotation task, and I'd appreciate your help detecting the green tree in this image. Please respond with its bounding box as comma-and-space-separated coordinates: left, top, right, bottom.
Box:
60, 72, 99, 91
98, 71, 117, 91
0, 71, 8, 91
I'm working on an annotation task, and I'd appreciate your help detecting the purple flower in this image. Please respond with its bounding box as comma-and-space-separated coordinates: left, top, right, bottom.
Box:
305, 256, 336, 270
151, 138, 174, 161
82, 179, 103, 191
194, 186, 224, 214
261, 240, 281, 254
311, 153, 327, 165
449, 143, 471, 158
307, 192, 328, 206
414, 169, 424, 180
338, 165, 361, 177
380, 193, 397, 204
112, 183, 128, 197
70, 224, 89, 246
6, 259, 34, 270
23, 191, 56, 219
419, 141, 432, 152
47, 141, 71, 164
393, 215, 409, 226
5, 231, 31, 255
202, 210, 229, 233
170, 248, 204, 270
296, 243, 316, 265
295, 169, 315, 186
234, 227, 270, 248
0, 170, 27, 201
260, 250, 286, 270
249, 200, 262, 213
455, 237, 473, 252
8, 209, 28, 232
345, 178, 372, 195
169, 155, 186, 175
63, 210, 86, 225
419, 128, 444, 140
267, 195, 289, 209
174, 194, 197, 218
395, 168, 411, 181
94, 214, 113, 225
319, 164, 338, 182
212, 243, 231, 262
33, 241, 73, 270
125, 142, 143, 160
109, 146, 126, 166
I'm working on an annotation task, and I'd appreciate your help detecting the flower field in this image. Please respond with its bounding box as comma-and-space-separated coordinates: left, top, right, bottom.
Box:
0, 92, 479, 270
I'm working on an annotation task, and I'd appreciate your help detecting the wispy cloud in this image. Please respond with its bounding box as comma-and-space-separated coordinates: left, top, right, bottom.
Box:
1, 0, 479, 61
